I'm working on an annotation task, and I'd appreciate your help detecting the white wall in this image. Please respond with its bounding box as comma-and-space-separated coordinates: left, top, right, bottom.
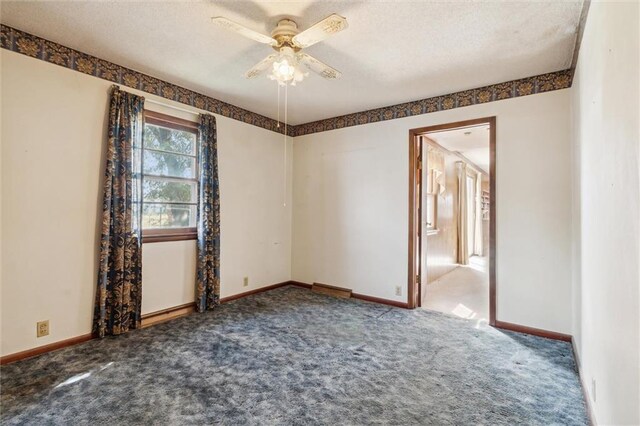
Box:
141, 241, 197, 314
0, 50, 292, 356
293, 89, 573, 334
571, 1, 640, 424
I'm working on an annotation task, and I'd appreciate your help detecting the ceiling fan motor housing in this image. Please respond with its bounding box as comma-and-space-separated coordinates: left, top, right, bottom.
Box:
271, 19, 300, 50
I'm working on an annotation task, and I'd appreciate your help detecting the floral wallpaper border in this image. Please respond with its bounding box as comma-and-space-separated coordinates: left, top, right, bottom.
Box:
290, 68, 572, 137
0, 24, 287, 135
1, 24, 573, 138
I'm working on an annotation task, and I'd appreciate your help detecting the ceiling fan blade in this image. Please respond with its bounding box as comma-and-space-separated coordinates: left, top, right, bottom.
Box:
212, 17, 277, 46
245, 54, 278, 79
292, 13, 348, 48
297, 53, 342, 80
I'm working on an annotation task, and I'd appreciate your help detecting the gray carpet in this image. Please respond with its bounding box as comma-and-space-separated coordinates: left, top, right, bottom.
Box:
1, 286, 587, 425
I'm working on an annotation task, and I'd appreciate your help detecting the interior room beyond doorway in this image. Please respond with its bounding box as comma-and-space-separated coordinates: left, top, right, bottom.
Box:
410, 118, 494, 324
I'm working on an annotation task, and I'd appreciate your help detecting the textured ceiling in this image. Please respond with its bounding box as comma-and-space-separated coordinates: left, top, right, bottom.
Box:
428, 125, 490, 173
0, 1, 583, 124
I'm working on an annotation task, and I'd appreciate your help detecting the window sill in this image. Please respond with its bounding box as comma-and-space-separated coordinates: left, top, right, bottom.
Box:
143, 228, 197, 244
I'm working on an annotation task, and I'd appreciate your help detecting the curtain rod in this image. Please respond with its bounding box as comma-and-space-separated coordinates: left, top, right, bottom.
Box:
144, 98, 200, 116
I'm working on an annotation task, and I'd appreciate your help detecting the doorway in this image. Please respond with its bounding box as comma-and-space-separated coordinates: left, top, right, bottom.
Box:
407, 117, 496, 326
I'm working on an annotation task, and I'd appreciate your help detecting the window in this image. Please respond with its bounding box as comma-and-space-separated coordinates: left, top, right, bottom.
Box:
142, 110, 199, 243
424, 144, 444, 235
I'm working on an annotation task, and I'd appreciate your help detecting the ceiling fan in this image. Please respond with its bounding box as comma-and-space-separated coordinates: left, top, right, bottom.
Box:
212, 14, 348, 86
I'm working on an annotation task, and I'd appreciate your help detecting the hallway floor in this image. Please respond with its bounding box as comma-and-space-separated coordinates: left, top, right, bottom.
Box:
424, 256, 489, 325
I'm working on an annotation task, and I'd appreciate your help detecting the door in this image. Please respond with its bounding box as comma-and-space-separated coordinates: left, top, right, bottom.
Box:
408, 117, 496, 323
415, 136, 425, 306
419, 137, 430, 306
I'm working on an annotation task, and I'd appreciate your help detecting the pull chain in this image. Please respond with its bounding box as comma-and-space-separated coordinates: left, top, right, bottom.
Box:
283, 83, 288, 207
277, 84, 281, 128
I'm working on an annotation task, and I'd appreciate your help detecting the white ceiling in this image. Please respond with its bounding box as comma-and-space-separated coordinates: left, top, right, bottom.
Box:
0, 1, 583, 125
428, 125, 490, 173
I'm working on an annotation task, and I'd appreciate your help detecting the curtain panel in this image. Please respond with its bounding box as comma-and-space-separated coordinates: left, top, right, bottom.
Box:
456, 162, 469, 265
94, 86, 145, 338
196, 114, 221, 312
474, 173, 484, 256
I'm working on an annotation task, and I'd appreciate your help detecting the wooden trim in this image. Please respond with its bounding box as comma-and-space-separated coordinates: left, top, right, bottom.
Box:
0, 280, 410, 365
407, 131, 419, 308
410, 118, 495, 135
289, 280, 313, 289
408, 117, 496, 326
0, 333, 94, 365
416, 135, 424, 305
312, 282, 351, 292
219, 281, 293, 303
571, 337, 597, 426
488, 117, 497, 326
141, 301, 197, 319
143, 227, 197, 244
312, 282, 353, 299
494, 320, 572, 342
1, 301, 199, 364
352, 292, 410, 309
144, 110, 200, 132
289, 280, 408, 308
141, 302, 197, 328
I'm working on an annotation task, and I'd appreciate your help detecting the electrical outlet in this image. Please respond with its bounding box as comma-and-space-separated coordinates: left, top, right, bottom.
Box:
592, 378, 596, 402
395, 285, 402, 296
243, 276, 249, 287
36, 320, 49, 338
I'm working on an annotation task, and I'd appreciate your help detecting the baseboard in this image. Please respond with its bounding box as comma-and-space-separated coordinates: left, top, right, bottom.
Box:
312, 282, 353, 298
493, 320, 572, 342
220, 281, 292, 303
141, 302, 197, 328
1, 300, 199, 364
0, 281, 408, 365
290, 280, 408, 308
289, 280, 312, 289
0, 333, 94, 365
352, 292, 409, 308
0, 282, 292, 365
571, 337, 597, 426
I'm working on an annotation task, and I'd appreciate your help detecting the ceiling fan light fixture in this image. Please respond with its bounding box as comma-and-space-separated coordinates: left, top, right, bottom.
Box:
213, 14, 346, 86
271, 58, 294, 81
268, 47, 308, 86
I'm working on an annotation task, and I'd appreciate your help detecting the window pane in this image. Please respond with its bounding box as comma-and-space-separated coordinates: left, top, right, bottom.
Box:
143, 178, 197, 203
144, 124, 196, 155
143, 150, 196, 179
142, 204, 197, 229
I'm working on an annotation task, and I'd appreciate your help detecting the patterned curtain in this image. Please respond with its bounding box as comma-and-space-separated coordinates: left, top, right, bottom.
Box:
196, 114, 221, 312
94, 86, 145, 338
